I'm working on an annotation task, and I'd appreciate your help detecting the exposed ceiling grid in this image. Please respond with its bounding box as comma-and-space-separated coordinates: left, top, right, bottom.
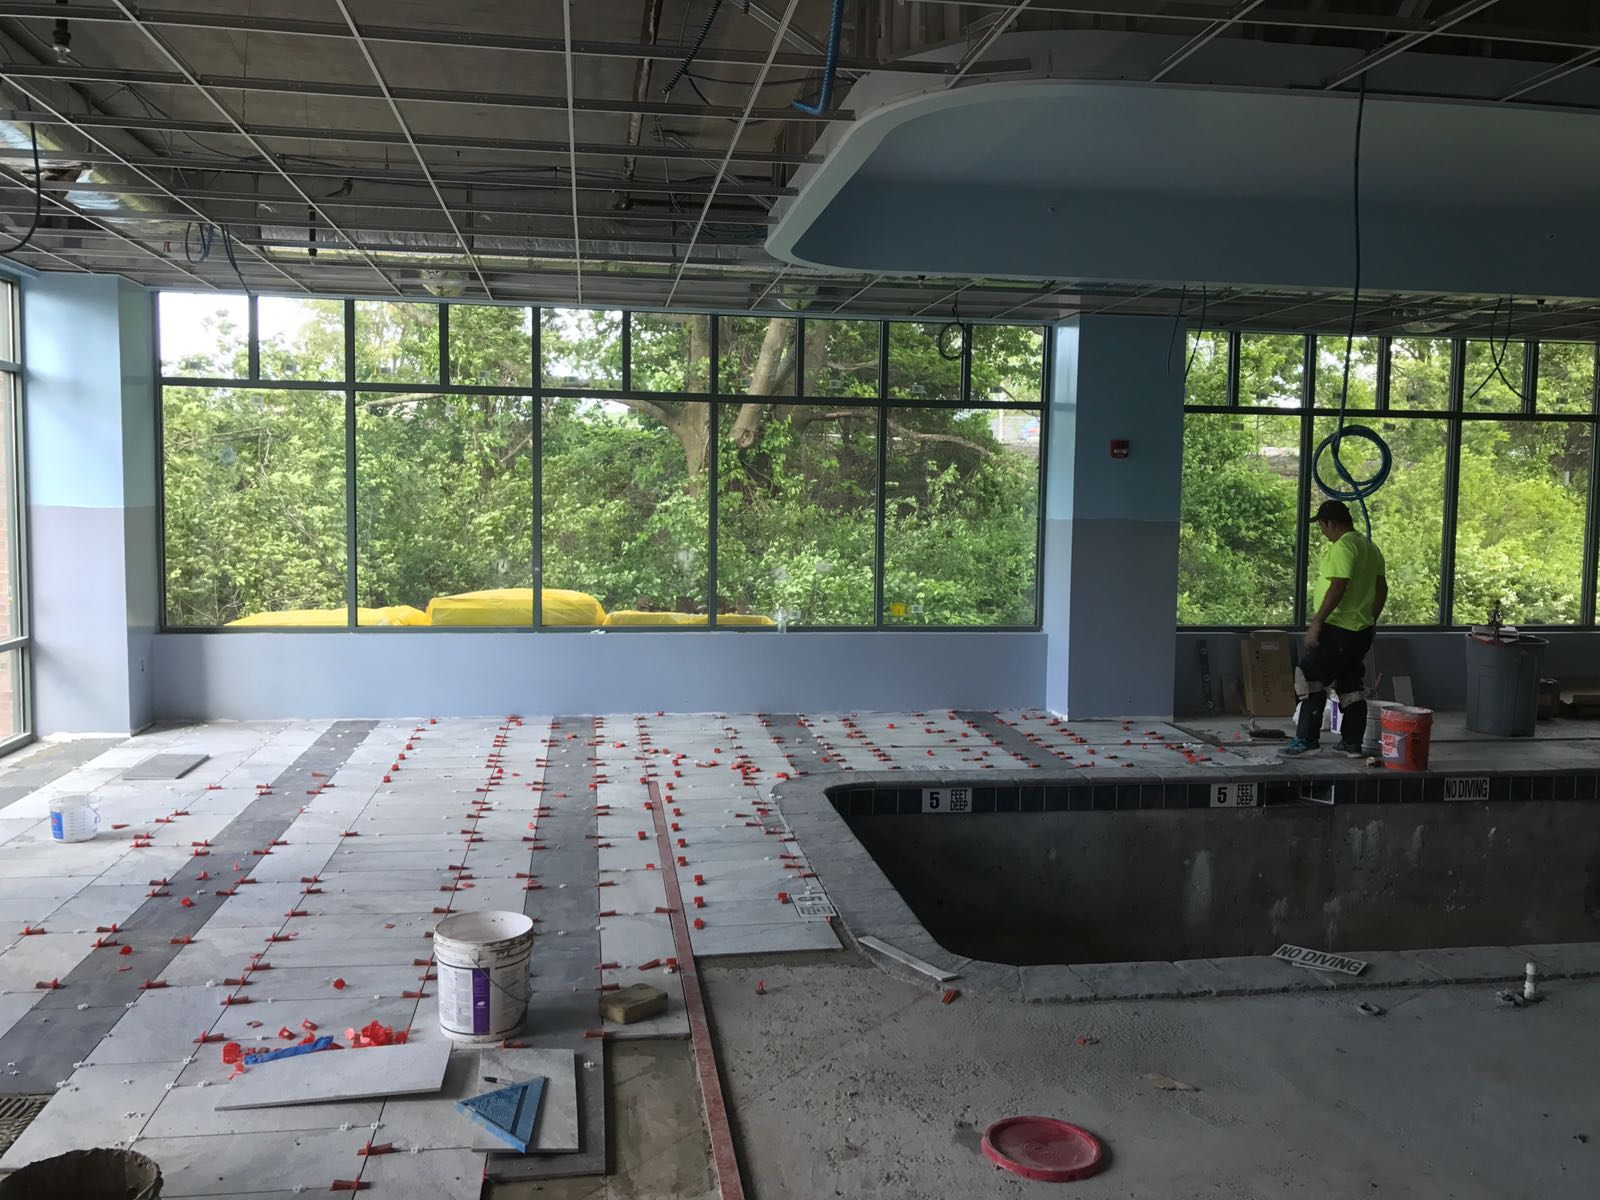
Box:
0, 2, 1590, 332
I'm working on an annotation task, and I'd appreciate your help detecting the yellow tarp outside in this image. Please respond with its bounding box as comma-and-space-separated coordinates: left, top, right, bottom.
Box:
602, 610, 776, 628
226, 606, 428, 628
425, 587, 606, 627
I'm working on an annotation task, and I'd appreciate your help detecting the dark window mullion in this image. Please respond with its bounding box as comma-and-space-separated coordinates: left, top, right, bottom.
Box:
874, 322, 889, 628
1439, 338, 1466, 625
344, 299, 357, 629
532, 308, 543, 631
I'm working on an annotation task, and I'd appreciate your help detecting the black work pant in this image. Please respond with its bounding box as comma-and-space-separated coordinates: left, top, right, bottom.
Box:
1296, 623, 1376, 747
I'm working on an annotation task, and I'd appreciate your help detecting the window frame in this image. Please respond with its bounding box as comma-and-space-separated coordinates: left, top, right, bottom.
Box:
1181, 330, 1600, 632
156, 295, 1048, 633
0, 276, 30, 755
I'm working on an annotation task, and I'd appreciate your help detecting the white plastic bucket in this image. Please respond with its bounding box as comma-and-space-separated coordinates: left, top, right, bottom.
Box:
49, 797, 100, 843
433, 910, 534, 1043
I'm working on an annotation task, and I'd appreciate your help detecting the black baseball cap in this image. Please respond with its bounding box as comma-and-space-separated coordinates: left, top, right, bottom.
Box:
1310, 499, 1354, 525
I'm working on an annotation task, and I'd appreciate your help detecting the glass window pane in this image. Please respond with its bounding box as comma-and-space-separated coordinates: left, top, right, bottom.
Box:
0, 376, 18, 639
1455, 421, 1589, 625
159, 292, 248, 378
718, 316, 797, 396
1237, 333, 1305, 408
541, 397, 708, 620
888, 322, 962, 402
162, 387, 346, 626
449, 305, 532, 388
884, 407, 1039, 625
716, 403, 876, 627
804, 320, 879, 397
257, 296, 345, 381
1178, 412, 1300, 625
355, 301, 439, 385
1313, 335, 1378, 409
356, 394, 532, 625
1388, 337, 1452, 411
1184, 332, 1229, 406
1536, 342, 1595, 415
540, 308, 621, 390
0, 646, 21, 740
970, 325, 1043, 404
1308, 417, 1446, 625
630, 313, 709, 393
1462, 339, 1526, 413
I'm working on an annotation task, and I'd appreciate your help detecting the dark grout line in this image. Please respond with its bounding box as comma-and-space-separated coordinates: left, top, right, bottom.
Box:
0, 721, 377, 1093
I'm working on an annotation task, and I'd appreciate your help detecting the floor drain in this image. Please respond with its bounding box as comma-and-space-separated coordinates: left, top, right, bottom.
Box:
0, 1094, 49, 1156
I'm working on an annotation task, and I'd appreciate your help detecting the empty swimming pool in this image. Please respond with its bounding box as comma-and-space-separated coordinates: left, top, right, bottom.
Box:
843, 799, 1600, 966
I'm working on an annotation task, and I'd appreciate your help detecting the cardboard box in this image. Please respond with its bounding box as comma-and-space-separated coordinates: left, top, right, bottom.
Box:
1241, 630, 1296, 717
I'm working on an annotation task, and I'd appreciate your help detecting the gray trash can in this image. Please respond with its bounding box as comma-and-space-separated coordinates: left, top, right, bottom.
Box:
1465, 633, 1548, 737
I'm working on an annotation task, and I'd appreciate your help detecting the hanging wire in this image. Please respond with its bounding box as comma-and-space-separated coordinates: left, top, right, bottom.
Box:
1310, 76, 1391, 539
937, 298, 967, 361
0, 122, 43, 257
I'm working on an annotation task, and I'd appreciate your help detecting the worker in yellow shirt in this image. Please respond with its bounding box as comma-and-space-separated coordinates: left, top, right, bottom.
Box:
1288, 500, 1388, 756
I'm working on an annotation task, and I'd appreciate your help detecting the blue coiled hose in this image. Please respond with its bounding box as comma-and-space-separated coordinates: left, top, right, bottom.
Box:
1312, 421, 1390, 539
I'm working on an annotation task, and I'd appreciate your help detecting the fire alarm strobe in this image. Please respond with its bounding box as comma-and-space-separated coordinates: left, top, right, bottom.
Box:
1110, 440, 1130, 459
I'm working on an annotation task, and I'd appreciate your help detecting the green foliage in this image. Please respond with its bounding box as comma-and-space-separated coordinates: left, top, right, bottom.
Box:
160, 299, 1044, 627
1181, 332, 1596, 628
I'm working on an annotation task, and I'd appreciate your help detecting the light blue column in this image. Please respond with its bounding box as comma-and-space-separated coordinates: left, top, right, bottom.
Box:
1049, 315, 1185, 717
25, 274, 157, 733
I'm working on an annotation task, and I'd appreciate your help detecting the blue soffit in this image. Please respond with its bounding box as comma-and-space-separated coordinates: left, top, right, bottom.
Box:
767, 32, 1600, 303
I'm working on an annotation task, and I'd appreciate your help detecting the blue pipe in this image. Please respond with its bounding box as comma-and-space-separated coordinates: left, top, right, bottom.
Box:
792, 0, 845, 115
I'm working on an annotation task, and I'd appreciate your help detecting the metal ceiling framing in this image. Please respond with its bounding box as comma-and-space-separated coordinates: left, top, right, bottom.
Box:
0, 2, 1596, 324
0, 108, 820, 167
0, 72, 304, 289
105, 0, 401, 295
665, 0, 802, 306
0, 61, 850, 125
333, 0, 491, 299
561, 0, 584, 302
0, 3, 954, 77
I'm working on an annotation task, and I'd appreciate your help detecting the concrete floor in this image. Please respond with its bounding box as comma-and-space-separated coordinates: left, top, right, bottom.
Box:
705, 949, 1600, 1199
4, 712, 1599, 1198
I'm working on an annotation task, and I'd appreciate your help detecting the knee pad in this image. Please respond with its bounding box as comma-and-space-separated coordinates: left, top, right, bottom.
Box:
1337, 691, 1365, 707
1294, 669, 1313, 702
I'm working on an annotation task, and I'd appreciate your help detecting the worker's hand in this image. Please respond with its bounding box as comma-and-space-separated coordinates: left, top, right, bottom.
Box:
1305, 619, 1322, 649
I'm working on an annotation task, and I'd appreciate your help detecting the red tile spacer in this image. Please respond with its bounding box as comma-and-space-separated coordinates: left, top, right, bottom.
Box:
329, 1181, 370, 1192
498, 1039, 527, 1049
169, 935, 193, 945
19, 926, 42, 936
637, 958, 661, 970
777, 892, 790, 904
34, 978, 60, 990
358, 1142, 395, 1157
941, 988, 960, 1005
583, 1030, 606, 1040
402, 990, 427, 999
138, 979, 166, 990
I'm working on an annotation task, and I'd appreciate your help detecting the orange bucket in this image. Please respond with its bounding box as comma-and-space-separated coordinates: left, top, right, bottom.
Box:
1380, 705, 1433, 772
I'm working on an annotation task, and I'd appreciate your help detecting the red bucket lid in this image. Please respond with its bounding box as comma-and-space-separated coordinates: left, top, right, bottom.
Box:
982, 1116, 1105, 1182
